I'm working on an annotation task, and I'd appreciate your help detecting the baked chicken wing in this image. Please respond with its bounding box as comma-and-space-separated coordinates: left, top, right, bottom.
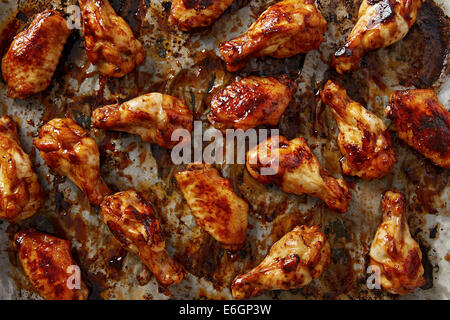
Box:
0, 116, 44, 222
369, 191, 425, 295
332, 0, 422, 74
246, 136, 351, 213
100, 190, 185, 287
386, 89, 450, 168
79, 0, 146, 77
219, 0, 327, 72
169, 0, 234, 31
208, 75, 297, 131
320, 80, 396, 180
231, 225, 330, 299
175, 164, 248, 251
33, 118, 110, 206
14, 229, 89, 300
1, 10, 71, 98
92, 93, 193, 149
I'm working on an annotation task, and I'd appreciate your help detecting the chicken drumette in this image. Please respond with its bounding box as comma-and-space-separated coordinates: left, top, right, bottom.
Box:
231, 225, 330, 299
219, 0, 327, 72
14, 229, 89, 300
169, 0, 234, 31
33, 118, 110, 206
79, 0, 146, 77
246, 136, 351, 213
320, 80, 396, 180
332, 0, 422, 74
1, 10, 71, 98
100, 190, 185, 287
175, 164, 248, 251
369, 191, 425, 295
386, 89, 449, 168
92, 93, 193, 149
208, 75, 297, 131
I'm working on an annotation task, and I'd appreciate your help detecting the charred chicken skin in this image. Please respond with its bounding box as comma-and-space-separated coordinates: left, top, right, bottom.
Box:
175, 164, 248, 251
386, 89, 450, 168
79, 0, 146, 77
219, 0, 327, 72
100, 190, 185, 287
1, 10, 71, 98
332, 0, 422, 74
208, 75, 297, 131
33, 118, 110, 206
246, 136, 351, 213
92, 93, 193, 149
14, 229, 89, 300
369, 191, 425, 295
0, 116, 44, 222
231, 225, 330, 299
320, 80, 396, 180
169, 0, 234, 31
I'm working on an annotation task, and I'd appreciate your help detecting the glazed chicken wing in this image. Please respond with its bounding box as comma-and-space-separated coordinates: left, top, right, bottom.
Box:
219, 0, 327, 72
1, 10, 71, 98
386, 89, 450, 168
169, 0, 234, 31
231, 225, 330, 299
79, 0, 146, 77
100, 190, 185, 287
369, 191, 425, 295
208, 75, 297, 131
332, 0, 422, 74
246, 136, 351, 213
14, 229, 89, 300
175, 164, 248, 251
92, 93, 193, 149
320, 80, 396, 180
0, 116, 44, 222
33, 118, 110, 206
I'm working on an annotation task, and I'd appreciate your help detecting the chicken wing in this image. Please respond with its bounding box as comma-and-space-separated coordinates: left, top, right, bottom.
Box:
332, 0, 422, 74
169, 0, 234, 31
100, 190, 185, 287
33, 118, 110, 206
92, 93, 193, 149
1, 10, 71, 98
175, 164, 248, 251
369, 191, 425, 295
386, 89, 450, 168
320, 80, 396, 180
79, 0, 146, 78
14, 229, 89, 300
0, 116, 44, 222
231, 225, 330, 299
208, 75, 297, 131
219, 0, 327, 72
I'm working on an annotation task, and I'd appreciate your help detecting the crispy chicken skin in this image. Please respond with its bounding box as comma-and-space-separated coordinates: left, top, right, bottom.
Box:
246, 136, 351, 213
92, 93, 193, 149
169, 0, 234, 31
320, 80, 396, 180
369, 191, 425, 295
33, 118, 110, 206
208, 75, 297, 131
1, 10, 71, 99
14, 229, 89, 300
332, 0, 422, 74
79, 0, 146, 77
219, 0, 327, 72
0, 116, 44, 222
100, 190, 185, 287
386, 89, 450, 168
231, 225, 330, 299
175, 164, 248, 251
